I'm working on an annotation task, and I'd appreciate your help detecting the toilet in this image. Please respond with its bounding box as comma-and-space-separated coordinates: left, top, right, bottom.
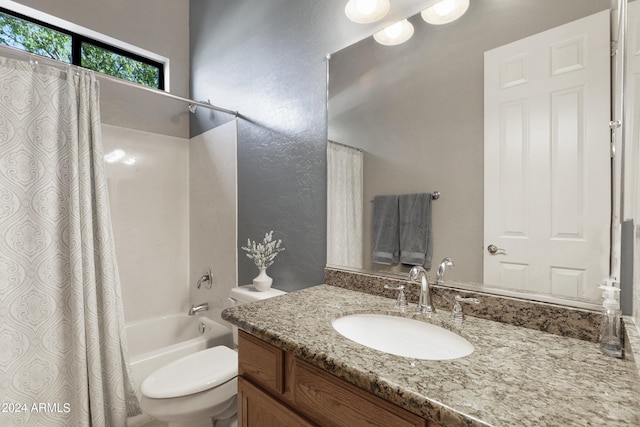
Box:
139, 285, 286, 427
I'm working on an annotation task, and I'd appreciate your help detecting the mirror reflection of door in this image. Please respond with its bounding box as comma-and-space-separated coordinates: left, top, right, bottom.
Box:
483, 10, 610, 301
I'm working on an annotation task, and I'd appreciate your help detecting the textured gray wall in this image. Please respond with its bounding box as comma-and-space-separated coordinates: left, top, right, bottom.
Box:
189, 0, 428, 290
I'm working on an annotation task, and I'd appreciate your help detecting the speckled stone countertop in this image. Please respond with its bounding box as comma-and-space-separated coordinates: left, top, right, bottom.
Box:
222, 285, 640, 427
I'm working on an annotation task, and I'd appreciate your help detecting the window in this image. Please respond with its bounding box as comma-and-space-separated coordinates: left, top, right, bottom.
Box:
0, 7, 164, 89
81, 42, 161, 89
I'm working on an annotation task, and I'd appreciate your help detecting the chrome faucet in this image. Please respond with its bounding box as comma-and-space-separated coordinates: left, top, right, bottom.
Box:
451, 295, 480, 321
188, 302, 209, 316
436, 257, 454, 285
409, 266, 434, 314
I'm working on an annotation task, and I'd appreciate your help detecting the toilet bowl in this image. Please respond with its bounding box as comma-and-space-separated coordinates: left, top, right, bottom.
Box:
139, 285, 286, 427
140, 346, 238, 427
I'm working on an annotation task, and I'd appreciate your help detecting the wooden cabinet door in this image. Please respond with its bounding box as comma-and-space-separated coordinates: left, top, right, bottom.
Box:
237, 332, 442, 427
288, 356, 427, 427
238, 376, 316, 427
238, 331, 284, 395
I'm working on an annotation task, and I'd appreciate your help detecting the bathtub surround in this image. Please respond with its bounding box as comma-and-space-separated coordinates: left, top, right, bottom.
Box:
103, 125, 190, 322
104, 121, 240, 325
189, 120, 238, 323
0, 58, 138, 425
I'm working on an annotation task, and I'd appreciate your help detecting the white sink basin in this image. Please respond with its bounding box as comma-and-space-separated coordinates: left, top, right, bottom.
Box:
332, 313, 474, 360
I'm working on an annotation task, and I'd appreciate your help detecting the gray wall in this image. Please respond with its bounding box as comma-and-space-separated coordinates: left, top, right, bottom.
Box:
189, 0, 429, 290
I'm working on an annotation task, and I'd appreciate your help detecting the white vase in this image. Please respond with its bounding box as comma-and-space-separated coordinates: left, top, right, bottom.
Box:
253, 267, 273, 291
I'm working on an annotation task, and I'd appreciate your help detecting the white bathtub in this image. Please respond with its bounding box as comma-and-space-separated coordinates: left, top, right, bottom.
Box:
125, 313, 234, 395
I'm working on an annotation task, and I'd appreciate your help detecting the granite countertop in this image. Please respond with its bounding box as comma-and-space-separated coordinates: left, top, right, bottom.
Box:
222, 284, 640, 427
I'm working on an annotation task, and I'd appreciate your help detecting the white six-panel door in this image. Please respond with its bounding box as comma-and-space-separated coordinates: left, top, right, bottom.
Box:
484, 10, 610, 301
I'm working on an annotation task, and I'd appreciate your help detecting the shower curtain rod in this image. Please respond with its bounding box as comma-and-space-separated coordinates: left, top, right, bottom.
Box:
0, 45, 239, 117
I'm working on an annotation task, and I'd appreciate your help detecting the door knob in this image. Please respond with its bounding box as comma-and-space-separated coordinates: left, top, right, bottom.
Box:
487, 244, 506, 255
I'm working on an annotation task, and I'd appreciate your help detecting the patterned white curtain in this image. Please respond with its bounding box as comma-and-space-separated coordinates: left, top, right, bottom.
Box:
327, 141, 363, 268
0, 57, 139, 426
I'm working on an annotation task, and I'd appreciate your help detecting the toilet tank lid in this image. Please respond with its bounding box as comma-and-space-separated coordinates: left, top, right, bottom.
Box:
230, 284, 286, 303
141, 346, 238, 399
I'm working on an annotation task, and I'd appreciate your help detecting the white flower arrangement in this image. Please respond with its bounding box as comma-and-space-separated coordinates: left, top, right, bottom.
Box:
241, 230, 285, 269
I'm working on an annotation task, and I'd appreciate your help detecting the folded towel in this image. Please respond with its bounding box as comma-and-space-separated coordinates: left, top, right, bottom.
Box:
399, 193, 433, 268
372, 195, 399, 265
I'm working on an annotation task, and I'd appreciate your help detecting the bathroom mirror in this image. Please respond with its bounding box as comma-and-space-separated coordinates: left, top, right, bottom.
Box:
327, 0, 615, 308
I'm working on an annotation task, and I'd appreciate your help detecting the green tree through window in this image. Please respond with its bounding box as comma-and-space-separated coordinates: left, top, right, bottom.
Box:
0, 9, 163, 89
82, 43, 159, 89
0, 11, 71, 61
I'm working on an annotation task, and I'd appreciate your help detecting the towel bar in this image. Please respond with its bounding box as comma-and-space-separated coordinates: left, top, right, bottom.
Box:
370, 191, 440, 202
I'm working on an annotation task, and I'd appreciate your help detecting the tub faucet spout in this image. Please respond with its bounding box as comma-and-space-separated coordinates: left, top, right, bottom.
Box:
188, 302, 209, 316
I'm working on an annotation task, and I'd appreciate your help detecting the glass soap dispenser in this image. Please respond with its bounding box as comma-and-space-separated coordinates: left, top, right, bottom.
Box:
598, 280, 622, 358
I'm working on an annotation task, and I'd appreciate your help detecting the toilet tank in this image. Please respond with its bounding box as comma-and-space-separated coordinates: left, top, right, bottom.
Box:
228, 285, 286, 346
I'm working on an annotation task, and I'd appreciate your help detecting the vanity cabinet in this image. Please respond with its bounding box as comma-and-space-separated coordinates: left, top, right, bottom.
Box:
238, 331, 442, 427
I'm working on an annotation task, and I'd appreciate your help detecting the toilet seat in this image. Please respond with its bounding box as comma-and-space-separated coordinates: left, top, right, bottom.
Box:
141, 346, 238, 399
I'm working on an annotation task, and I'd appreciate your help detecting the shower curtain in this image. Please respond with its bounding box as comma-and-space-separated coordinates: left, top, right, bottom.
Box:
0, 57, 139, 425
327, 141, 363, 268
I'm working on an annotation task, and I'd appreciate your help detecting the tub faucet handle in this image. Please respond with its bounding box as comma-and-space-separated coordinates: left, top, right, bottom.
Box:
196, 268, 213, 289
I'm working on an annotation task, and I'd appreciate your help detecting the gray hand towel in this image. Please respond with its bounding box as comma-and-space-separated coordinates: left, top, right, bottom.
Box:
399, 193, 432, 268
372, 195, 399, 265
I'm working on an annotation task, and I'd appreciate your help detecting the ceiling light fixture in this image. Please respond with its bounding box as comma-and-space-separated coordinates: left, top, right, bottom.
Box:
345, 0, 390, 24
421, 0, 469, 25
373, 19, 414, 46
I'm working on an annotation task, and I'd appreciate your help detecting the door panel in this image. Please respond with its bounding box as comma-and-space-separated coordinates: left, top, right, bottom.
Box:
484, 10, 610, 301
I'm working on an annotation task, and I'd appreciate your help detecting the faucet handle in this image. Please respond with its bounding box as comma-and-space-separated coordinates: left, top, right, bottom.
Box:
384, 284, 408, 311
451, 294, 480, 321
196, 268, 213, 289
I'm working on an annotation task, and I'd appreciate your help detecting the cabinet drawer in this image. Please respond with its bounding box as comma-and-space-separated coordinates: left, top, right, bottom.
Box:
290, 356, 428, 427
238, 331, 284, 395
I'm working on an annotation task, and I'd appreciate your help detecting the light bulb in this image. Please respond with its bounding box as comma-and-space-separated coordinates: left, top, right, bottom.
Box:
433, 0, 456, 16
421, 0, 469, 25
373, 19, 414, 46
355, 0, 377, 16
384, 21, 404, 39
345, 0, 390, 24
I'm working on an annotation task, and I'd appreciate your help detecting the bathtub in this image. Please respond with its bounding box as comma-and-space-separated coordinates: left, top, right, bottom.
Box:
125, 313, 234, 395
